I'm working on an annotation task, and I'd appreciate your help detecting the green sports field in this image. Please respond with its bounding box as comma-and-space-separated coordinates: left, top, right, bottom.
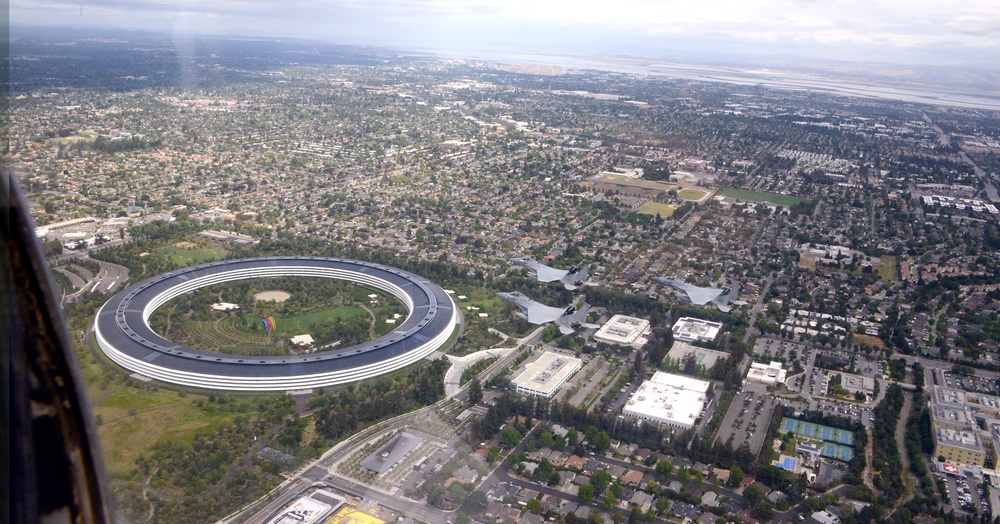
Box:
636, 201, 677, 217
717, 188, 805, 206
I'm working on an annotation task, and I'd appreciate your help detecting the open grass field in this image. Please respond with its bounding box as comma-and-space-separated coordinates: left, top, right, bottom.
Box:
717, 188, 806, 206
91, 384, 253, 475
879, 255, 899, 281
677, 189, 708, 201
47, 130, 99, 145
798, 257, 817, 270
269, 306, 368, 336
636, 201, 677, 217
155, 245, 225, 266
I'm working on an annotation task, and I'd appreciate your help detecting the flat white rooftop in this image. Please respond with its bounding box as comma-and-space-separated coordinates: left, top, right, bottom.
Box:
268, 494, 332, 524
512, 351, 582, 398
746, 361, 787, 385
936, 426, 985, 453
672, 317, 722, 343
622, 371, 710, 429
595, 314, 651, 346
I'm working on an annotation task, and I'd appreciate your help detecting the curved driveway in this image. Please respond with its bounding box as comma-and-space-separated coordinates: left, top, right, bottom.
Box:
444, 348, 516, 397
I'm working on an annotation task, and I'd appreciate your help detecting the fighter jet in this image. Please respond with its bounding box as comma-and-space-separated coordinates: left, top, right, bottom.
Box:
653, 277, 747, 313
496, 292, 599, 334
510, 257, 591, 290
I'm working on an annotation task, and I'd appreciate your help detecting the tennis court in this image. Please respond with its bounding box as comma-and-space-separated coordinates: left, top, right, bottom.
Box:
822, 442, 855, 461
781, 417, 854, 446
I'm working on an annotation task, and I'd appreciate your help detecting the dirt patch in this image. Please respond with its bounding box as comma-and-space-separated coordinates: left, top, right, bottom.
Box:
854, 334, 888, 350
254, 290, 290, 303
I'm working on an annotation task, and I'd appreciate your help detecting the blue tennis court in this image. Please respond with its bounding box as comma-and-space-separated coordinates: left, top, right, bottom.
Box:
781, 417, 854, 446
822, 442, 854, 461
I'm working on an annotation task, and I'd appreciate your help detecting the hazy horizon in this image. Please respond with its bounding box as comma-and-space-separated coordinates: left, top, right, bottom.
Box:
10, 0, 1000, 72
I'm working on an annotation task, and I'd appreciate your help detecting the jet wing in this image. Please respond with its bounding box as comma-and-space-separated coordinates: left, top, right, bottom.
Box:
533, 264, 569, 283
657, 278, 723, 305
525, 301, 570, 324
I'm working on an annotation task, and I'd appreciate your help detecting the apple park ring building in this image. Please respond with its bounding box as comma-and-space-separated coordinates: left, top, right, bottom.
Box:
94, 257, 459, 391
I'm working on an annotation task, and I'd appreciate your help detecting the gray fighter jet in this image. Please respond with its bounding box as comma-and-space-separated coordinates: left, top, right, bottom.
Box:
510, 257, 590, 290
496, 292, 599, 334
653, 277, 747, 313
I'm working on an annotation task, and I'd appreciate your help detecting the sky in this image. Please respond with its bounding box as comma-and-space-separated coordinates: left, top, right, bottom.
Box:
10, 0, 1000, 69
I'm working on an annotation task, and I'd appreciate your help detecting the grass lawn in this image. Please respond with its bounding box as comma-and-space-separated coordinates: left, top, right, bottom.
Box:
269, 306, 368, 336
677, 189, 708, 201
93, 385, 192, 419
97, 401, 243, 475
717, 188, 806, 206
636, 201, 677, 217
879, 255, 899, 280
47, 131, 99, 146
156, 245, 225, 266
799, 257, 817, 269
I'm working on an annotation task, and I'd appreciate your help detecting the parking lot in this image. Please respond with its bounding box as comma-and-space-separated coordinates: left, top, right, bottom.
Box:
944, 474, 989, 514
813, 398, 867, 427
714, 389, 780, 456
941, 372, 999, 395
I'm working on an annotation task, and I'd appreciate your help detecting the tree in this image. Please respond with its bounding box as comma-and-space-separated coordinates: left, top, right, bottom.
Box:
579, 484, 595, 503
526, 498, 541, 513
591, 469, 612, 494
468, 377, 483, 406
728, 465, 744, 487
602, 490, 617, 511
548, 471, 561, 486
803, 496, 825, 512
502, 427, 522, 447
592, 430, 611, 453
427, 484, 446, 507
656, 460, 673, 478
743, 484, 765, 505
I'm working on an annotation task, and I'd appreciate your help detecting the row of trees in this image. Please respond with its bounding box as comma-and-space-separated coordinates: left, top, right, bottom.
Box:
307, 357, 449, 442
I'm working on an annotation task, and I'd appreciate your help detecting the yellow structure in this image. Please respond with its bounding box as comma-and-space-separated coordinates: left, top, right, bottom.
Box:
934, 427, 986, 467
326, 507, 384, 524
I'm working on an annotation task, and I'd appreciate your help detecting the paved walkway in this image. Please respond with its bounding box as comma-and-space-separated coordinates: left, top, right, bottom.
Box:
443, 348, 515, 398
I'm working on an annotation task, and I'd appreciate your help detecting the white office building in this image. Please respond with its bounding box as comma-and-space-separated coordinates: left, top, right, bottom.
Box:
672, 317, 722, 343
622, 371, 710, 429
594, 314, 651, 346
512, 351, 583, 398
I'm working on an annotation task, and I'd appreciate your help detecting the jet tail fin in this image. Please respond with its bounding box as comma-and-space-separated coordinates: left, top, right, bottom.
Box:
563, 265, 590, 290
